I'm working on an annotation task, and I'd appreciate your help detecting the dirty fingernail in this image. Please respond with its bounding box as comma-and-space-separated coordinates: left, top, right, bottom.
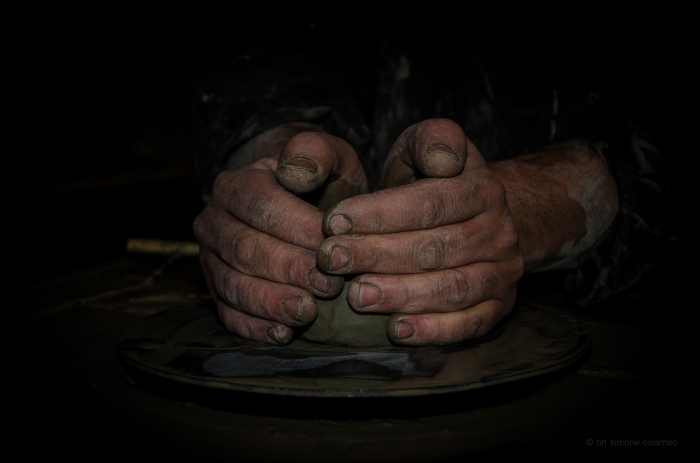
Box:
427, 143, 458, 159
308, 267, 330, 294
282, 296, 304, 323
353, 282, 383, 309
267, 325, 293, 344
425, 143, 462, 176
329, 245, 351, 272
329, 214, 353, 235
279, 156, 318, 172
395, 320, 416, 340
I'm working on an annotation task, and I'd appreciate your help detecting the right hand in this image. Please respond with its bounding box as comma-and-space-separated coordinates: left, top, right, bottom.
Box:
194, 125, 368, 344
316, 119, 523, 346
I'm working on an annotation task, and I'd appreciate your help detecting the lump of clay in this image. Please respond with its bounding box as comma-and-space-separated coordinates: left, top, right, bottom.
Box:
298, 282, 392, 347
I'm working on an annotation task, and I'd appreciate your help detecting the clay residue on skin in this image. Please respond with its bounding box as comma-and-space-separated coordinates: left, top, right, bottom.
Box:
499, 162, 588, 271
491, 140, 618, 272
298, 282, 392, 347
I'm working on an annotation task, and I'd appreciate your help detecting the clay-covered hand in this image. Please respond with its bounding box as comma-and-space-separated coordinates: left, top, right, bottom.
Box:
194, 124, 368, 344
317, 119, 524, 345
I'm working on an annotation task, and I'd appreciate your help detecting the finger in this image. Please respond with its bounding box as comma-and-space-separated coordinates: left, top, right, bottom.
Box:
213, 159, 325, 250
201, 249, 318, 328
317, 209, 518, 274
324, 138, 492, 236
200, 253, 295, 345
384, 118, 468, 188
276, 132, 368, 211
195, 206, 343, 296
323, 163, 502, 236
386, 299, 513, 346
344, 262, 522, 314
215, 296, 295, 345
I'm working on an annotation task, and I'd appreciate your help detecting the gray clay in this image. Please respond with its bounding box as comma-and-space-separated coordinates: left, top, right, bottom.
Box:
298, 282, 393, 347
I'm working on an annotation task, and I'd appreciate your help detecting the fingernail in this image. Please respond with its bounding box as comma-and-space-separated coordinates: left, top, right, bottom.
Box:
282, 296, 304, 323
307, 267, 330, 294
427, 143, 459, 161
426, 143, 461, 176
267, 325, 293, 344
279, 156, 318, 173
353, 282, 383, 309
395, 320, 416, 340
329, 214, 353, 235
329, 245, 351, 271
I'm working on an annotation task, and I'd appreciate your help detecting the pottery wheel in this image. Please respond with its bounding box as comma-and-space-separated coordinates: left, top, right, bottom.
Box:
117, 301, 589, 397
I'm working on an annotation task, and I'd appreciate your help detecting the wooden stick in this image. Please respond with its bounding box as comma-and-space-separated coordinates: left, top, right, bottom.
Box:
126, 238, 200, 257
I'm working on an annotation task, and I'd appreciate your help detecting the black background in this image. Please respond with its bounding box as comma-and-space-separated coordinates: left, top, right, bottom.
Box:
6, 7, 692, 460
10, 9, 690, 288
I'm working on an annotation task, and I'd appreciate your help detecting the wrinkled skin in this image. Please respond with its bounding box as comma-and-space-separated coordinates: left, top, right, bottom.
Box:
317, 119, 523, 345
194, 118, 523, 346
194, 125, 368, 344
195, 118, 618, 346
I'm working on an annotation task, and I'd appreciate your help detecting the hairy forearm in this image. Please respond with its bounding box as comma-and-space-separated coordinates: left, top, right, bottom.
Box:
490, 139, 619, 272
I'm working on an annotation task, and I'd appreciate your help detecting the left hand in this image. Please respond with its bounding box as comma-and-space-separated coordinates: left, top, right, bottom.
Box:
316, 119, 524, 345
194, 126, 367, 344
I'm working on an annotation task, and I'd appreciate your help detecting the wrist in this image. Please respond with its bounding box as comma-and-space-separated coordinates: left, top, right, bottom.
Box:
490, 139, 619, 272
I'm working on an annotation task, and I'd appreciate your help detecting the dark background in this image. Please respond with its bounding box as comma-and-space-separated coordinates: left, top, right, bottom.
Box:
6, 9, 692, 460
10, 11, 690, 290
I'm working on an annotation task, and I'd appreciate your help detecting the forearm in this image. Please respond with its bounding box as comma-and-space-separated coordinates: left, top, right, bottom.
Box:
490, 139, 619, 272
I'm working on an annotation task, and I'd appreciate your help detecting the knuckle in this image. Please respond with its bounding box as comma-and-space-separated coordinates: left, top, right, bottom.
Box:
246, 193, 276, 231
436, 270, 471, 307
419, 194, 446, 229
231, 229, 259, 272
417, 233, 446, 271
477, 267, 499, 293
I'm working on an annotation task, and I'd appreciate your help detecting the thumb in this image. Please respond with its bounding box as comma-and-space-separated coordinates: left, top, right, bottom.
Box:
276, 132, 368, 211
383, 118, 467, 188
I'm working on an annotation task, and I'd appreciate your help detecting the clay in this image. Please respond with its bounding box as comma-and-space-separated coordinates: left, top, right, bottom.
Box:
298, 282, 392, 347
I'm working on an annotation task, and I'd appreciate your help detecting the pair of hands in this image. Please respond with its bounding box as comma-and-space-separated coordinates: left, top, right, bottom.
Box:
194, 119, 523, 346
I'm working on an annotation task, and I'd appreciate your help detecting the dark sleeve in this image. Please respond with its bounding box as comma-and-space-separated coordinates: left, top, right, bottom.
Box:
190, 47, 371, 196
552, 91, 673, 305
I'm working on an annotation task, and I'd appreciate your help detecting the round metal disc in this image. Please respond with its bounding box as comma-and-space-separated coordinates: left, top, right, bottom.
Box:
117, 301, 589, 397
